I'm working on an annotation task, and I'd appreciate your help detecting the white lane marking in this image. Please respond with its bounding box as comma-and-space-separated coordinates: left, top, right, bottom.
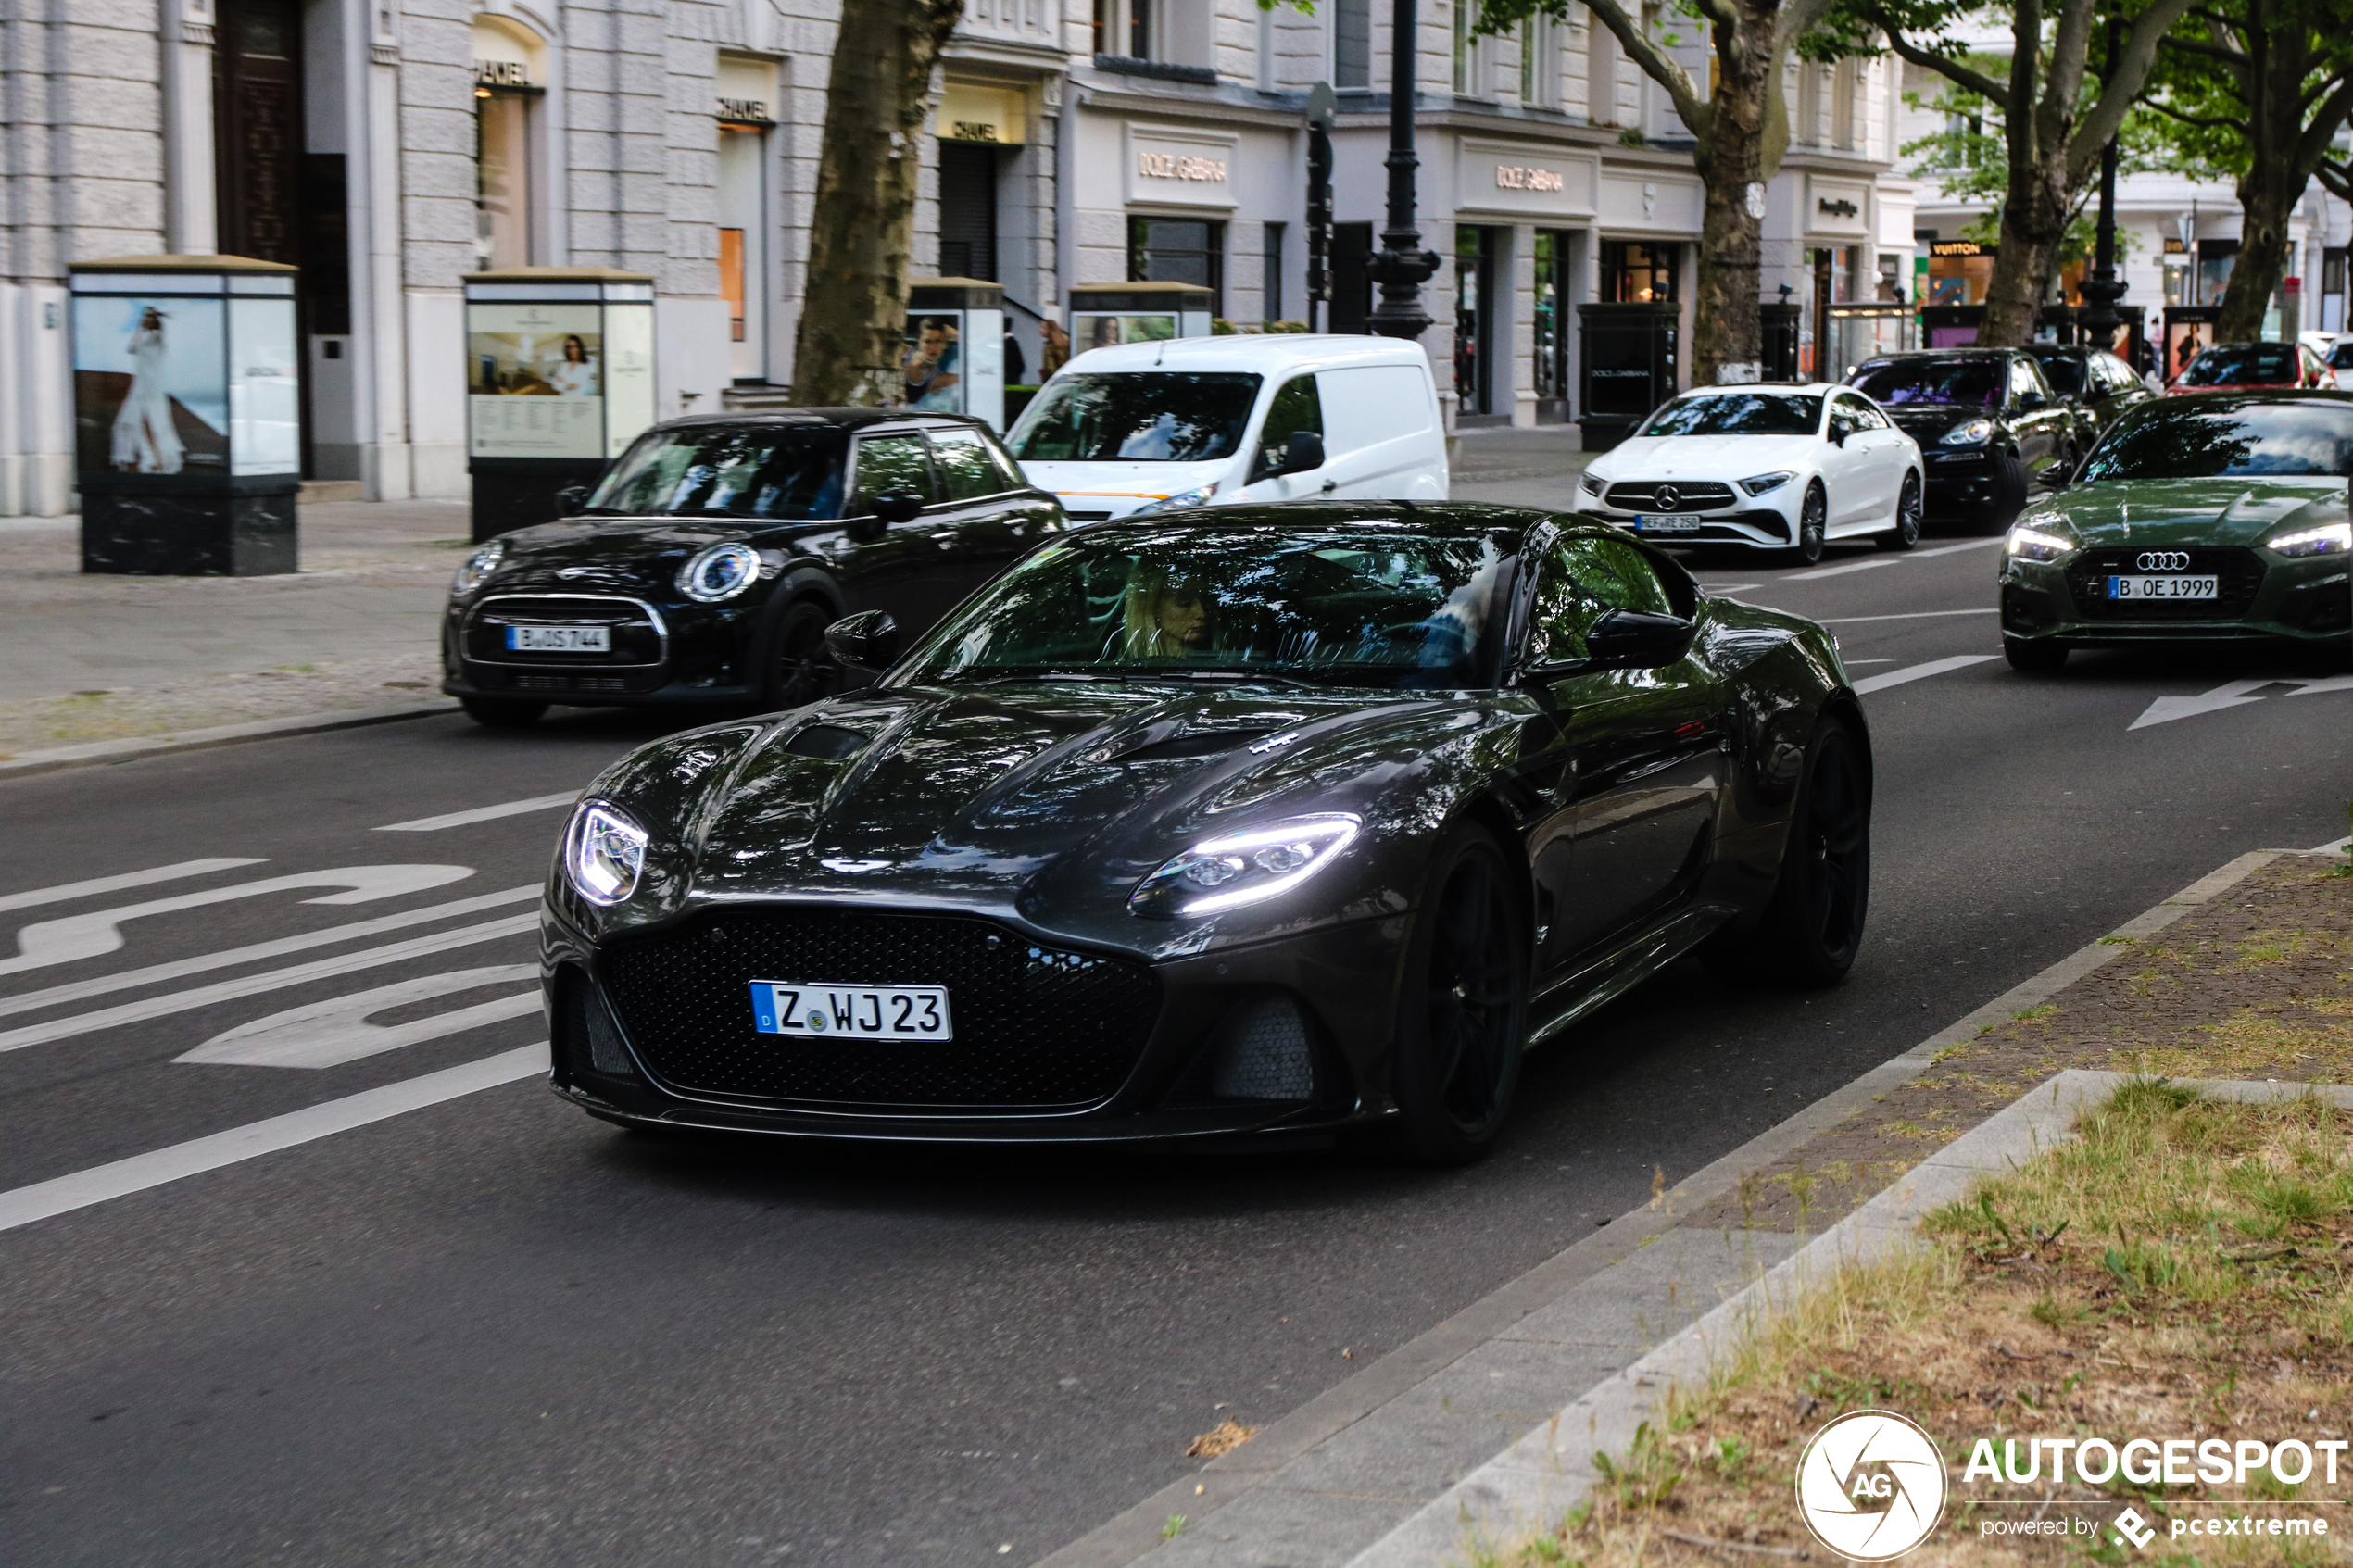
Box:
179, 965, 541, 1069
1703, 582, 1762, 594
0, 886, 540, 1023
2284, 673, 2353, 696
1911, 537, 2007, 558
0, 1046, 546, 1233
0, 859, 267, 916
2129, 674, 2353, 731
1785, 557, 1905, 581
1843, 659, 1894, 665
375, 792, 579, 833
1817, 608, 2000, 624
0, 913, 539, 1054
0, 865, 475, 978
1850, 654, 2000, 695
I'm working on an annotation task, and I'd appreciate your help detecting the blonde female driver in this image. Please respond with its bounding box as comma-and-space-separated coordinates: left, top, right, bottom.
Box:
1117, 563, 1216, 659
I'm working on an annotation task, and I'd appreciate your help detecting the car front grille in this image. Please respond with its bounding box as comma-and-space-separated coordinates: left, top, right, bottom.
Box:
1604, 481, 1737, 512
499, 671, 661, 695
598, 908, 1160, 1111
2064, 546, 2265, 621
464, 595, 666, 668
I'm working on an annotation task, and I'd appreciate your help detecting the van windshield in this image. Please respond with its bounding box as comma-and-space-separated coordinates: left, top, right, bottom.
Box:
1009, 373, 1262, 462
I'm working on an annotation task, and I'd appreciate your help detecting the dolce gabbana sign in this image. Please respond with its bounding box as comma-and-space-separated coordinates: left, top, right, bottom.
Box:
1456, 140, 1595, 217
1124, 126, 1239, 208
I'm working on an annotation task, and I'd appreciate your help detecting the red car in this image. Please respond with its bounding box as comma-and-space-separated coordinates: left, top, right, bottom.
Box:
2167, 341, 2330, 395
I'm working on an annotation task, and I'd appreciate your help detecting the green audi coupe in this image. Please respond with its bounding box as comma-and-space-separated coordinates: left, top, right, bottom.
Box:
1997, 391, 2352, 671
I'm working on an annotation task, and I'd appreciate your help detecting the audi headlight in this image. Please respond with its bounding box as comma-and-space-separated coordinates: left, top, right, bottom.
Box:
1127, 813, 1361, 919
451, 538, 505, 596
1940, 420, 1994, 446
564, 800, 649, 906
1738, 471, 1794, 496
677, 542, 761, 602
1133, 483, 1219, 514
1579, 470, 1606, 498
2269, 521, 2351, 558
2006, 523, 2075, 562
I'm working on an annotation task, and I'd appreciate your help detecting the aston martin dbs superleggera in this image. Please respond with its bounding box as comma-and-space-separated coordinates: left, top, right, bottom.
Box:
540, 505, 1870, 1162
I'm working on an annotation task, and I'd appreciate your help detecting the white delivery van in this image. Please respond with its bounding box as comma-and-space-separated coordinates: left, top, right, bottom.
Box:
1005, 334, 1449, 520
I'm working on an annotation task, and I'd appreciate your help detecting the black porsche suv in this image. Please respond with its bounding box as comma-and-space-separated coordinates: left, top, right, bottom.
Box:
1844, 349, 2079, 530
442, 410, 1064, 725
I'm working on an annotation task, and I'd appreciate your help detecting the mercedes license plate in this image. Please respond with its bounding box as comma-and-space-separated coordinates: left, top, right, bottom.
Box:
750, 982, 952, 1041
1638, 514, 1703, 534
507, 624, 610, 653
2106, 574, 2218, 602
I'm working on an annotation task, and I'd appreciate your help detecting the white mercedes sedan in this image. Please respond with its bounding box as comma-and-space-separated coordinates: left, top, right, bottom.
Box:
1574, 384, 1925, 565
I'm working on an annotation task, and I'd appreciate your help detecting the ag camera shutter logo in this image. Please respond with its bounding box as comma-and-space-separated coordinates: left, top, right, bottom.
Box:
1794, 1410, 1947, 1561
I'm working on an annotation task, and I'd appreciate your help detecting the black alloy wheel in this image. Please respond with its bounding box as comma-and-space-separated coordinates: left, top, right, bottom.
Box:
459, 695, 548, 728
1791, 484, 1828, 566
2003, 635, 2069, 673
761, 597, 841, 711
1703, 722, 1870, 988
1987, 451, 2030, 534
1877, 471, 1922, 551
1388, 827, 1529, 1166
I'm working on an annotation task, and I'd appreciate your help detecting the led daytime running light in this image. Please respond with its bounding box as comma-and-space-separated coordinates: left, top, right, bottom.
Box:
2006, 525, 2073, 561
677, 542, 761, 602
1130, 814, 1361, 918
565, 801, 649, 906
2269, 521, 2351, 558
452, 538, 505, 596
1738, 471, 1794, 496
1940, 420, 1994, 446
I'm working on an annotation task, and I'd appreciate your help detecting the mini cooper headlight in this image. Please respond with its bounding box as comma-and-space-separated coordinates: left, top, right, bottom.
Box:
1737, 471, 1794, 495
1128, 813, 1362, 919
677, 542, 761, 602
451, 538, 505, 596
1579, 470, 1606, 498
2006, 523, 2075, 561
1133, 483, 1219, 514
1940, 419, 1994, 446
2268, 521, 2351, 558
564, 800, 649, 906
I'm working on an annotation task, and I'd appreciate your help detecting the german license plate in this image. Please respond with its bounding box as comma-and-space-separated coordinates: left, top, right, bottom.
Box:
2107, 574, 2218, 602
507, 624, 610, 653
1638, 514, 1703, 534
749, 981, 952, 1041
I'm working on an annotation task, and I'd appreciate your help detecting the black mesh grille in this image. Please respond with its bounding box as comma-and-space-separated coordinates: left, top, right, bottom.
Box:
1605, 481, 1737, 512
465, 596, 666, 666
2064, 547, 2264, 621
598, 909, 1159, 1111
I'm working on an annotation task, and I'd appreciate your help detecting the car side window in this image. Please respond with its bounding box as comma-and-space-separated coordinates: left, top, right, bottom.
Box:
1844, 395, 1888, 431
2009, 358, 2044, 406
928, 429, 1011, 502
1828, 398, 1864, 440
1524, 536, 1677, 667
1252, 375, 1324, 481
849, 433, 937, 513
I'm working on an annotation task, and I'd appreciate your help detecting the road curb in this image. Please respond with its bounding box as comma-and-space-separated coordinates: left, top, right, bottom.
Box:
0, 701, 458, 781
1033, 844, 2331, 1568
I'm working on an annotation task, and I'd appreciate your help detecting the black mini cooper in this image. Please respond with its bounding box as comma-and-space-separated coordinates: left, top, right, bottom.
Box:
442, 410, 1064, 725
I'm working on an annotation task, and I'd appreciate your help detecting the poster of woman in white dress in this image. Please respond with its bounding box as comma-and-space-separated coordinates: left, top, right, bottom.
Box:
72, 296, 228, 474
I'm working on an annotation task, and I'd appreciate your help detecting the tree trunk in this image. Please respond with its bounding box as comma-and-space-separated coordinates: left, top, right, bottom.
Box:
1977, 169, 2069, 346
1692, 20, 1772, 385
789, 0, 965, 405
2215, 168, 2297, 341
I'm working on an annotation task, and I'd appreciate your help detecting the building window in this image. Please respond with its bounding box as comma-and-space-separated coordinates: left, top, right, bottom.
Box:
1454, 225, 1496, 415
1601, 240, 1676, 304
716, 122, 765, 380
2322, 247, 2347, 333
1533, 230, 1570, 413
937, 141, 1000, 281
1094, 0, 1152, 58
1129, 216, 1224, 315
1518, 17, 1547, 104
1586, 24, 1617, 126
475, 90, 532, 270
1334, 0, 1372, 87
1453, 0, 1476, 94
1831, 59, 1856, 149
1263, 222, 1286, 322
2196, 239, 2238, 307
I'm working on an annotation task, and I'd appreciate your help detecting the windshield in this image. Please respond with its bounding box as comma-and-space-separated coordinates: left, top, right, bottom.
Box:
2180, 345, 2298, 386
2329, 343, 2353, 370
1637, 393, 1821, 436
2076, 399, 2353, 482
900, 528, 1517, 689
2029, 352, 2084, 398
1848, 358, 2000, 407
1008, 373, 1261, 463
587, 427, 845, 520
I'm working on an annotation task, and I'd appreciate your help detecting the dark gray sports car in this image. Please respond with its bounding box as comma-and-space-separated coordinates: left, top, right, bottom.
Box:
541, 506, 1870, 1162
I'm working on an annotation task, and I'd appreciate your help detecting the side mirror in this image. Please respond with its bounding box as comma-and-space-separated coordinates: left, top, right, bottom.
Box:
1585, 608, 1694, 670
2037, 458, 2074, 490
871, 489, 925, 525
554, 483, 592, 514
1278, 430, 1326, 475
824, 609, 900, 671
2016, 391, 2046, 412
1826, 423, 1847, 446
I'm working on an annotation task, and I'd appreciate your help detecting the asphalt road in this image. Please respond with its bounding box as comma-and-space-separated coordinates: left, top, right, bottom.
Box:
2, 527, 2347, 1568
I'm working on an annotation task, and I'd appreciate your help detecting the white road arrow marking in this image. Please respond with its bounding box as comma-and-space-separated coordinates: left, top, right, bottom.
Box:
1851, 654, 1999, 695
375, 792, 579, 833
0, 858, 267, 915
2283, 673, 2353, 696
2130, 679, 2288, 731
179, 965, 541, 1068
0, 1046, 546, 1233
0, 864, 475, 977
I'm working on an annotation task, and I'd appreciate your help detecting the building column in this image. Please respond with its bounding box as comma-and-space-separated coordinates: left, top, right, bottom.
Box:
354, 8, 411, 498
161, 0, 219, 254
1510, 221, 1538, 427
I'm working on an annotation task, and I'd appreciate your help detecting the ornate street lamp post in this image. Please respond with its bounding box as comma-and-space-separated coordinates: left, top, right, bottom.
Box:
2075, 12, 2128, 357
1366, 0, 1440, 339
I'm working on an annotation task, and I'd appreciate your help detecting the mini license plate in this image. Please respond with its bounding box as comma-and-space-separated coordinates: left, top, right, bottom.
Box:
2106, 574, 2219, 602
1638, 514, 1704, 534
507, 624, 611, 653
750, 981, 953, 1041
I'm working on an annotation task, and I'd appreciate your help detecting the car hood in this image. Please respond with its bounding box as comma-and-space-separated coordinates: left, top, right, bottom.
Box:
1016, 458, 1227, 516
583, 680, 1508, 958
1592, 433, 1819, 481
1878, 403, 1995, 439
472, 515, 847, 597
2023, 476, 2347, 548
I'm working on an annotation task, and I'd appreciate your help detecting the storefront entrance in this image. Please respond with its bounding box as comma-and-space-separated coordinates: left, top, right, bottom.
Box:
1453, 226, 1499, 419
1533, 231, 1572, 422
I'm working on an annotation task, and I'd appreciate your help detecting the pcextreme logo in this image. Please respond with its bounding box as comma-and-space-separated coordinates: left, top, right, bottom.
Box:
1794, 1410, 1948, 1561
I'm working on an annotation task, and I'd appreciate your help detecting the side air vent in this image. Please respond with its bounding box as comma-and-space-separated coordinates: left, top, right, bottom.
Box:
1207, 993, 1315, 1101
557, 968, 641, 1084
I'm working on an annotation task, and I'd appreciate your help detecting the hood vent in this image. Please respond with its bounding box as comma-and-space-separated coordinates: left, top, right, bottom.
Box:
1095, 727, 1279, 765
782, 724, 868, 760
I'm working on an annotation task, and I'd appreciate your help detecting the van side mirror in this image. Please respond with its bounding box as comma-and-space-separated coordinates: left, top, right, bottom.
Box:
1278, 430, 1326, 475
1585, 608, 1694, 670
824, 609, 900, 671
555, 483, 592, 514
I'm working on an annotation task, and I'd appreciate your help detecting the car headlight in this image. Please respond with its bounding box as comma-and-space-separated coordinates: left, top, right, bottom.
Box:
1133, 483, 1218, 514
1940, 420, 1994, 446
1579, 470, 1606, 498
2269, 521, 2351, 558
1127, 813, 1361, 919
677, 542, 761, 602
2006, 523, 2075, 562
564, 800, 649, 906
452, 538, 504, 596
1738, 471, 1794, 496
